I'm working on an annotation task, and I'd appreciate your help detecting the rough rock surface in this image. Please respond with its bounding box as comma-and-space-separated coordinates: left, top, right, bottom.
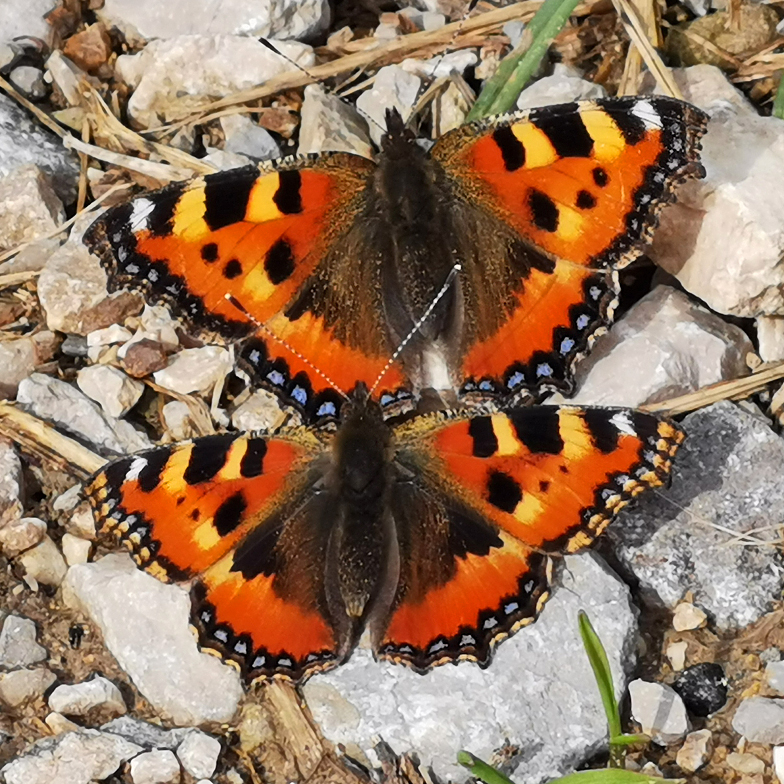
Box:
48, 676, 127, 718
116, 36, 316, 128
97, 0, 330, 43
733, 697, 784, 744
298, 84, 373, 157
0, 165, 64, 252
0, 94, 79, 203
356, 65, 421, 146
629, 680, 690, 744
76, 365, 144, 419
551, 286, 752, 407
17, 373, 152, 454
516, 64, 607, 109
304, 553, 637, 782
0, 615, 48, 669
0, 0, 57, 46
1, 729, 143, 784
0, 667, 57, 708
153, 346, 232, 396
63, 554, 243, 726
0, 439, 23, 527
611, 401, 784, 629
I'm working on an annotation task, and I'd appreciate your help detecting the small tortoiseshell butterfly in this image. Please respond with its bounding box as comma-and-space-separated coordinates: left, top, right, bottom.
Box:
84, 97, 707, 421
85, 389, 683, 682
82, 96, 700, 682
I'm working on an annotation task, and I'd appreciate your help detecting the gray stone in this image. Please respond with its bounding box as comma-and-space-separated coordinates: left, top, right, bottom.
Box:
0, 93, 79, 203
62, 554, 243, 726
0, 165, 64, 252
768, 660, 784, 694
116, 36, 315, 129
0, 0, 56, 46
17, 373, 152, 455
0, 615, 47, 669
551, 286, 753, 408
0, 516, 47, 558
9, 66, 47, 100
733, 697, 784, 744
0, 667, 56, 708
298, 83, 372, 157
0, 333, 57, 399
97, 0, 330, 43
102, 716, 186, 750
629, 680, 690, 745
221, 115, 280, 160
76, 365, 144, 419
516, 64, 607, 109
304, 553, 637, 782
612, 401, 784, 629
48, 676, 126, 717
676, 728, 712, 772
0, 439, 24, 527
153, 346, 232, 396
231, 389, 286, 432
1, 729, 143, 784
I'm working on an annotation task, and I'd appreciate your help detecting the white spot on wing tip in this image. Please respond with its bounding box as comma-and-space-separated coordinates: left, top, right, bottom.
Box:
631, 99, 662, 129
610, 411, 636, 436
129, 198, 156, 231
125, 456, 149, 482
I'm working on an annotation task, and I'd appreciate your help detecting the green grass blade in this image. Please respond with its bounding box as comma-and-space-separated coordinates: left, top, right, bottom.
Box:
467, 0, 581, 121
578, 611, 622, 739
610, 734, 650, 747
774, 71, 784, 120
553, 770, 685, 783
467, 0, 582, 121
457, 751, 515, 784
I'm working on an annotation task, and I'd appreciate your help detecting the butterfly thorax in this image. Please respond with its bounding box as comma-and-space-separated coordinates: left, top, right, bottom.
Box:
325, 391, 398, 634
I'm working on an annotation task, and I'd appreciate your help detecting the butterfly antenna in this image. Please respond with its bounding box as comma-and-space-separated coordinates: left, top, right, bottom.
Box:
257, 38, 324, 85
224, 294, 350, 402
369, 262, 462, 396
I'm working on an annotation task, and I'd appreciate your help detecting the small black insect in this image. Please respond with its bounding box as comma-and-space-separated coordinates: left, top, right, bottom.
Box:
69, 623, 85, 649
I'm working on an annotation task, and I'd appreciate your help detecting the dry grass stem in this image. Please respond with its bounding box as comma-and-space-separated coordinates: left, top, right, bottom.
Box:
0, 74, 67, 139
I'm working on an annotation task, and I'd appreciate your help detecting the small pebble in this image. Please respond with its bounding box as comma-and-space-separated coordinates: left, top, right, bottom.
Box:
727, 752, 766, 775
676, 728, 713, 773
18, 535, 68, 587
666, 640, 688, 672
61, 532, 92, 565
129, 748, 181, 784
629, 679, 691, 744
176, 729, 221, 779
0, 516, 47, 558
44, 711, 81, 734
733, 697, 784, 744
9, 65, 47, 99
673, 662, 728, 717
153, 346, 232, 396
0, 667, 56, 707
48, 675, 126, 717
0, 615, 47, 669
673, 601, 708, 631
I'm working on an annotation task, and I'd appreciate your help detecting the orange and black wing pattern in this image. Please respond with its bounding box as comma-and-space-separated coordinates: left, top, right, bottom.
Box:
378, 405, 683, 671
85, 430, 342, 681
433, 97, 707, 396
84, 157, 407, 421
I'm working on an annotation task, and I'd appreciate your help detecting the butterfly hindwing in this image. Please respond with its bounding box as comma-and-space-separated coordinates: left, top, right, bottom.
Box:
432, 96, 707, 396
85, 429, 342, 681
377, 406, 683, 670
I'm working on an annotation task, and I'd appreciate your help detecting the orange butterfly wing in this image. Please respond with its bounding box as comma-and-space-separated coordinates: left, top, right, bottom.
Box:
85, 430, 341, 681
376, 406, 683, 671
84, 159, 406, 419
433, 97, 707, 395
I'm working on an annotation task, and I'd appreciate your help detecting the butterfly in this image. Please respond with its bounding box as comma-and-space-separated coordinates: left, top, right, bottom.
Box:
85, 386, 683, 682
84, 97, 707, 422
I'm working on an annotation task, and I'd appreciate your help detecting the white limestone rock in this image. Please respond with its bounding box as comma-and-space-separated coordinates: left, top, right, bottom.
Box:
0, 332, 59, 399
221, 114, 280, 160
0, 729, 143, 784
49, 676, 126, 718
649, 65, 784, 319
231, 389, 286, 432
62, 554, 243, 726
129, 749, 181, 784
298, 84, 372, 157
552, 286, 752, 407
116, 36, 315, 129
97, 0, 330, 44
516, 64, 607, 109
44, 712, 81, 734
9, 66, 48, 100
356, 65, 421, 146
673, 602, 708, 631
77, 365, 144, 419
176, 729, 221, 779
18, 535, 68, 587
0, 615, 47, 669
304, 553, 637, 782
0, 438, 23, 527
17, 373, 152, 454
0, 667, 56, 708
0, 0, 56, 46
0, 516, 47, 558
666, 641, 688, 672
60, 533, 91, 566
733, 697, 784, 744
0, 165, 64, 252
676, 728, 713, 772
629, 680, 690, 745
153, 346, 232, 396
